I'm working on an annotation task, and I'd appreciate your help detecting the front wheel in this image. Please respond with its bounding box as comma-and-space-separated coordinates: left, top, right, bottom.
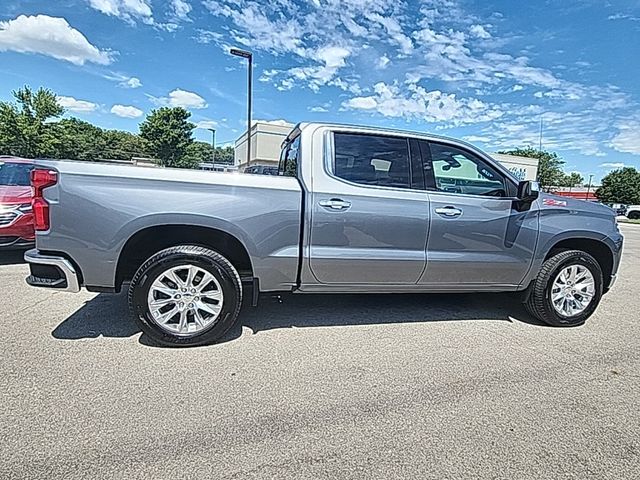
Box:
524, 250, 603, 327
128, 245, 243, 347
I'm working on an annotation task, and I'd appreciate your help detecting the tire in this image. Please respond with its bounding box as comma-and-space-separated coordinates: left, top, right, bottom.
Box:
628, 211, 640, 220
524, 249, 603, 327
128, 245, 242, 347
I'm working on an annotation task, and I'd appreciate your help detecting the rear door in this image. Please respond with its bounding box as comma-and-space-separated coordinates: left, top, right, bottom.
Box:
308, 131, 429, 285
420, 140, 538, 287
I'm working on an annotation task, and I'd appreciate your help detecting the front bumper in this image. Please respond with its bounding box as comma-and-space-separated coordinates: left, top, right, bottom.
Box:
24, 249, 80, 293
0, 236, 34, 249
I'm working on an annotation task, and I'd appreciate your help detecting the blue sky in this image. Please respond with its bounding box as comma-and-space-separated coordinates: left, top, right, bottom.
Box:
0, 0, 639, 180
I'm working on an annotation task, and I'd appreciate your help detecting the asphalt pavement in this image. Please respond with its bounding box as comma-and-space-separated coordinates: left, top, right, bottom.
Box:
1, 225, 639, 479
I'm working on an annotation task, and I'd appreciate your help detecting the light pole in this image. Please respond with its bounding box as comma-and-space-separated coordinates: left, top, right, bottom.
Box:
586, 174, 594, 201
230, 47, 253, 168
207, 128, 216, 163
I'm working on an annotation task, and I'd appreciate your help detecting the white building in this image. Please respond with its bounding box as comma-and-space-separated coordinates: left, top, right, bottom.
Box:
491, 153, 539, 181
234, 121, 295, 170
234, 122, 539, 180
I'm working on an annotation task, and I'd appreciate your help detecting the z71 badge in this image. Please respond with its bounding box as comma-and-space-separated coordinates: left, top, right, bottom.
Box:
543, 198, 568, 207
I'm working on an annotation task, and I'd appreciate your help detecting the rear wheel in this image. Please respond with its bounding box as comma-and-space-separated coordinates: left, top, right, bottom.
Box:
128, 245, 242, 346
524, 250, 603, 327
628, 211, 640, 220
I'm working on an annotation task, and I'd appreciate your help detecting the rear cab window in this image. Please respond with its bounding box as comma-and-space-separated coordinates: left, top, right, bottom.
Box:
278, 135, 301, 178
332, 132, 422, 190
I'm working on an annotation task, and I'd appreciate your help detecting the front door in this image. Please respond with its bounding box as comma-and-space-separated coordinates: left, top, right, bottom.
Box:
419, 141, 538, 287
309, 132, 429, 284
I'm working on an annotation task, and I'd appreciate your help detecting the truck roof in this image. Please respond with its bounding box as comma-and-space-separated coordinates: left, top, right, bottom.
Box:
290, 122, 494, 154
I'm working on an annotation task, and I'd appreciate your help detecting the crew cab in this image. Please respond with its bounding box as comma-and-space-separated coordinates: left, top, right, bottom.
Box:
0, 157, 35, 249
24, 123, 623, 346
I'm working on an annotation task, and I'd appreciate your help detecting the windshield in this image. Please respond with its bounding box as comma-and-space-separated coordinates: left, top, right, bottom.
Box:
0, 162, 33, 186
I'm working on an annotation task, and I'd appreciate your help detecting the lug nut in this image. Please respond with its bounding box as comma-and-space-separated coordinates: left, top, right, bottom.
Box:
189, 303, 194, 308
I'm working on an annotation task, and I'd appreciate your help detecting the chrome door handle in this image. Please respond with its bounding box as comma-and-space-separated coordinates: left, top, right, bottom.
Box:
435, 206, 462, 217
319, 198, 352, 211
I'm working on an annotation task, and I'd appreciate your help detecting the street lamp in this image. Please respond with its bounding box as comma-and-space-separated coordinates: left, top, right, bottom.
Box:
207, 128, 216, 163
586, 174, 594, 201
230, 47, 253, 168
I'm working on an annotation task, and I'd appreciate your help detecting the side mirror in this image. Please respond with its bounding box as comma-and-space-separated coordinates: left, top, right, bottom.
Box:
517, 180, 540, 202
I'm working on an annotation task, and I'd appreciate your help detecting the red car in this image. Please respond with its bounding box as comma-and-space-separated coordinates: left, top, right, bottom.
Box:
0, 157, 35, 249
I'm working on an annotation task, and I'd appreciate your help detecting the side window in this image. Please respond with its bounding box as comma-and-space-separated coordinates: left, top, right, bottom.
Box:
333, 133, 411, 189
428, 142, 514, 197
278, 135, 300, 177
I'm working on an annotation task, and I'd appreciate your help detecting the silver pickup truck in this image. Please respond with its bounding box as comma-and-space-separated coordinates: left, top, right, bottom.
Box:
25, 123, 623, 346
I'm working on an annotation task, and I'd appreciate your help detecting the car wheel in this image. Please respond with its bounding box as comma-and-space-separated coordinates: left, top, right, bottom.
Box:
628, 211, 640, 220
524, 249, 603, 327
128, 245, 242, 347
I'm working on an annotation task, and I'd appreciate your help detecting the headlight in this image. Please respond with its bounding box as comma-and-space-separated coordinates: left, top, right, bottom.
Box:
18, 203, 32, 213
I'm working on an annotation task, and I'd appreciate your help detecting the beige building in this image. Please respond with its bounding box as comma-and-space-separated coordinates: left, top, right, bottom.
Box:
491, 153, 539, 181
234, 121, 295, 170
234, 122, 538, 180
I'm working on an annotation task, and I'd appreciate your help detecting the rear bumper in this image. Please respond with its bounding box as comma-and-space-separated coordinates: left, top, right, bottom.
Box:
24, 249, 80, 293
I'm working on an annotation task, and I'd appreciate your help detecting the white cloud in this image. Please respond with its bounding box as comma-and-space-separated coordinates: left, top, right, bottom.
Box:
377, 55, 390, 69
171, 0, 192, 21
255, 119, 291, 126
309, 106, 329, 112
58, 96, 98, 113
512, 85, 524, 92
196, 120, 218, 129
342, 82, 504, 126
610, 124, 640, 155
122, 77, 142, 88
88, 0, 153, 24
0, 15, 112, 65
469, 24, 491, 39
195, 29, 222, 44
366, 13, 413, 54
271, 45, 352, 92
599, 162, 626, 169
463, 135, 491, 143
343, 96, 378, 110
152, 89, 208, 109
608, 13, 640, 22
110, 104, 144, 118
203, 0, 304, 56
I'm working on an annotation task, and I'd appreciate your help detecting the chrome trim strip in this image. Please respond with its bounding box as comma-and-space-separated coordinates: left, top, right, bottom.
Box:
24, 249, 80, 293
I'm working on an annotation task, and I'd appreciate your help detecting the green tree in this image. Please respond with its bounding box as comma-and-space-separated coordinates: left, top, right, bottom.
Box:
0, 86, 64, 158
595, 167, 640, 205
102, 129, 150, 160
557, 172, 584, 188
498, 147, 565, 188
50, 118, 106, 161
183, 141, 213, 165
214, 146, 235, 164
139, 107, 195, 167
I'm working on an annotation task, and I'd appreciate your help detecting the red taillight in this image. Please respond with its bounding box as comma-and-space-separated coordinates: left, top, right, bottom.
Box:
30, 169, 57, 231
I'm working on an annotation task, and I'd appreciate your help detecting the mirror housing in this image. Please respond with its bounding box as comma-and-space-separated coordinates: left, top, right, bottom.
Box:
517, 180, 540, 202
513, 180, 540, 212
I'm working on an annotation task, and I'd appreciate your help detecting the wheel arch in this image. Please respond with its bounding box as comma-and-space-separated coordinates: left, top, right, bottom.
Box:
115, 224, 254, 291
544, 237, 614, 284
